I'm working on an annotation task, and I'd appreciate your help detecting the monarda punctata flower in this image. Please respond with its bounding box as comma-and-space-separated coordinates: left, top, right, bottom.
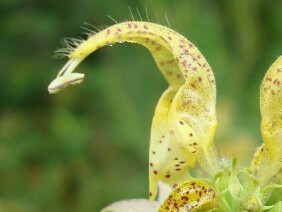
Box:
48, 21, 281, 211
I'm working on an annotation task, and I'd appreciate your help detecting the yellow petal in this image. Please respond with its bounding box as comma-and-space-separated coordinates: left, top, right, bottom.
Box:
149, 87, 196, 200
159, 180, 217, 211
168, 63, 218, 175
149, 70, 218, 199
259, 56, 282, 183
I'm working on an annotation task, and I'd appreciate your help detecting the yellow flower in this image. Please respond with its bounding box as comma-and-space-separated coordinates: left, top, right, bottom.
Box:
48, 21, 281, 211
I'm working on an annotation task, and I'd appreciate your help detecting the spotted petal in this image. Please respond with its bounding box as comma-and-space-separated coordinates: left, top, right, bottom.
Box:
149, 87, 196, 200
159, 180, 217, 211
169, 64, 218, 176
258, 56, 282, 183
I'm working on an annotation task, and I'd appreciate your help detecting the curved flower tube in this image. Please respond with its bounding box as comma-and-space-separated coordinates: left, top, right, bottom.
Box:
49, 21, 281, 211
48, 21, 218, 201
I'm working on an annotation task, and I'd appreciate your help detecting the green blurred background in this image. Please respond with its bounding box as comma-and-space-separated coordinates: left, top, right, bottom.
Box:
0, 0, 281, 211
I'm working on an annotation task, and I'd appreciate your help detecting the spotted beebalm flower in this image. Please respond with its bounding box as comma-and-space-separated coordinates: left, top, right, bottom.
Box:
48, 21, 282, 211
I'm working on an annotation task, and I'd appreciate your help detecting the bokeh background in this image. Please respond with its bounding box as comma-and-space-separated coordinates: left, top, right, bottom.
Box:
0, 0, 281, 211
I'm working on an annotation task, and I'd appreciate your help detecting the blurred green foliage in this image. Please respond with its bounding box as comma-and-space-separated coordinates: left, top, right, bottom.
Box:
0, 0, 281, 211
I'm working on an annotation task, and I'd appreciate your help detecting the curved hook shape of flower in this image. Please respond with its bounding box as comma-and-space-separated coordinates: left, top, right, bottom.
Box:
48, 21, 281, 211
